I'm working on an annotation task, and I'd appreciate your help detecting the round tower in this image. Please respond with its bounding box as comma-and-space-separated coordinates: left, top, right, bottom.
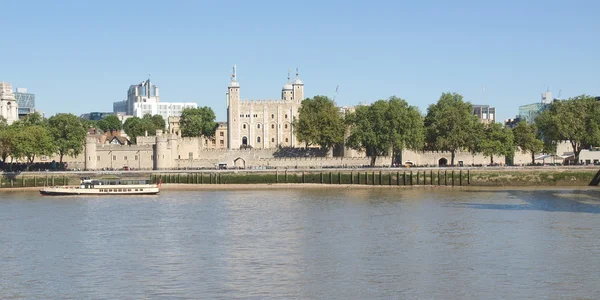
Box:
84, 136, 97, 170
292, 68, 304, 103
155, 131, 170, 170
282, 70, 293, 101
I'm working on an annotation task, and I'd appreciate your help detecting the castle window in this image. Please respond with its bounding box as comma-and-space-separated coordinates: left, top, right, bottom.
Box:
257, 137, 261, 143
257, 124, 261, 129
246, 114, 250, 117
285, 138, 289, 142
220, 140, 224, 145
271, 114, 274, 119
271, 138, 275, 142
285, 114, 288, 119
113, 156, 116, 160
253, 114, 258, 118
220, 132, 224, 136
240, 114, 244, 117
271, 124, 275, 129
243, 124, 246, 129
285, 124, 288, 129
124, 156, 127, 160
97, 156, 100, 161
212, 140, 216, 145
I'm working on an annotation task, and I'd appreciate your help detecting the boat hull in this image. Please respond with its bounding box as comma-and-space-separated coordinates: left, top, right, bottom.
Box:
39, 185, 160, 196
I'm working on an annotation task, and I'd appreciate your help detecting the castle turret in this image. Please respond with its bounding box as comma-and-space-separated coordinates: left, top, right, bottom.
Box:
84, 136, 97, 170
282, 70, 293, 101
155, 130, 170, 169
227, 65, 241, 149
292, 68, 304, 103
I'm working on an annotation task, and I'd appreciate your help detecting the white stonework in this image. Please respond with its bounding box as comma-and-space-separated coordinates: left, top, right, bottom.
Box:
226, 66, 305, 149
0, 82, 19, 125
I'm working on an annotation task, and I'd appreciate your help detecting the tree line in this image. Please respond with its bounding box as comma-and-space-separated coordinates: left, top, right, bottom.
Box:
294, 93, 600, 166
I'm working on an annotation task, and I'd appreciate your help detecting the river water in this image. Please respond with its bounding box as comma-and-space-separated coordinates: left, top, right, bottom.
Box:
0, 187, 599, 299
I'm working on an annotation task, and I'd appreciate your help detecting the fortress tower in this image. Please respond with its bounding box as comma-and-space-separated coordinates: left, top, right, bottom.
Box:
226, 65, 304, 149
84, 136, 97, 170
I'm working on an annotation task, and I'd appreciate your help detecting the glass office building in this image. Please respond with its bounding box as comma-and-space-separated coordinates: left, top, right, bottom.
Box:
518, 102, 547, 124
14, 88, 35, 118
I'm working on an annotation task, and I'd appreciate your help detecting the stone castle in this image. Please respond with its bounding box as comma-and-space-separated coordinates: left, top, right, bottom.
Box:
33, 66, 564, 170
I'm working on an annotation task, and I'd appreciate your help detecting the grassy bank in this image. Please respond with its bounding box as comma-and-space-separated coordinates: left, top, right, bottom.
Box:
1, 168, 599, 190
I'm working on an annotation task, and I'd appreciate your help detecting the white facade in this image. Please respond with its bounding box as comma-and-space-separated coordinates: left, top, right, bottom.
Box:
0, 82, 19, 125
132, 101, 197, 120
113, 78, 198, 120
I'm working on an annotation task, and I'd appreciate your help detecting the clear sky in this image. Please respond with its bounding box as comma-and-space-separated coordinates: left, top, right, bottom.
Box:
2, 0, 598, 122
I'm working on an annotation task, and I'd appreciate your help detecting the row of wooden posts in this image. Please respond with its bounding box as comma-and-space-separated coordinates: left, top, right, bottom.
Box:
153, 169, 470, 186
0, 175, 70, 188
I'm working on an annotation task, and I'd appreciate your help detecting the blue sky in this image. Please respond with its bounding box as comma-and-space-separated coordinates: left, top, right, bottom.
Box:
1, 0, 598, 122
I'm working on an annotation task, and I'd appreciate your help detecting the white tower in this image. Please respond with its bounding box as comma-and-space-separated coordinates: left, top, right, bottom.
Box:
292, 68, 304, 103
282, 70, 293, 101
0, 82, 18, 125
227, 65, 241, 149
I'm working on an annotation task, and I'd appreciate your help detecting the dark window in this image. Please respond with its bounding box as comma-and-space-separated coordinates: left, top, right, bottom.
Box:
243, 124, 246, 129
257, 124, 261, 129
271, 138, 275, 142
271, 124, 275, 129
257, 137, 261, 143
271, 114, 274, 119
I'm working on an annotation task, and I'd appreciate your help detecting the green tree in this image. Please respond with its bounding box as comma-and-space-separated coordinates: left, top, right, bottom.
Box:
48, 113, 88, 166
346, 100, 391, 166
123, 116, 158, 143
513, 121, 544, 164
180, 107, 217, 138
22, 112, 47, 127
147, 114, 166, 131
386, 96, 425, 166
12, 125, 55, 169
478, 122, 514, 165
97, 114, 122, 133
536, 95, 600, 162
424, 93, 479, 165
294, 95, 345, 150
0, 126, 17, 164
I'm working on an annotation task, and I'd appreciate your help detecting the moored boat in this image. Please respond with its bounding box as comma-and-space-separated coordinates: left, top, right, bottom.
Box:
40, 178, 160, 196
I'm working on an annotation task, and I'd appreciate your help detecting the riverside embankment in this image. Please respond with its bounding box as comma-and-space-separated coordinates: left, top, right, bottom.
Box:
1, 167, 600, 190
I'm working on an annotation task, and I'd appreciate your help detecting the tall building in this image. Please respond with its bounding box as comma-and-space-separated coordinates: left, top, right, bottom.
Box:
80, 112, 116, 121
113, 78, 197, 121
472, 104, 496, 123
226, 66, 304, 149
13, 88, 35, 118
518, 92, 554, 124
0, 82, 19, 124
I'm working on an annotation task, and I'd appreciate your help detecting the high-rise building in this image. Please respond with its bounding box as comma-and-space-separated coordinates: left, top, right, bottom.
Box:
0, 82, 19, 124
472, 104, 496, 124
113, 78, 197, 121
14, 87, 36, 118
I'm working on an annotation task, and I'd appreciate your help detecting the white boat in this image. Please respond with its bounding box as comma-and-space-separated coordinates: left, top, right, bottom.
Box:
40, 178, 160, 196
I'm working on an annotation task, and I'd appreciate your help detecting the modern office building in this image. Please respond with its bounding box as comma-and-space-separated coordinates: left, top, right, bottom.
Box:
13, 88, 35, 118
113, 78, 197, 121
0, 82, 19, 124
472, 104, 496, 124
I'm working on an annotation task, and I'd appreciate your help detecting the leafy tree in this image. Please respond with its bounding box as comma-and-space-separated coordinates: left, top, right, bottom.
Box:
346, 100, 391, 166
536, 95, 600, 162
478, 122, 514, 165
146, 114, 166, 131
424, 93, 479, 165
0, 126, 17, 164
180, 107, 217, 138
22, 112, 47, 127
48, 113, 88, 166
123, 116, 157, 143
513, 121, 544, 164
12, 125, 55, 169
97, 114, 122, 133
385, 96, 425, 165
294, 95, 345, 150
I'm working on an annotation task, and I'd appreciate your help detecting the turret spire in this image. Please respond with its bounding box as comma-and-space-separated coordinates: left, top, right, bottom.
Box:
295, 67, 299, 78
287, 69, 291, 82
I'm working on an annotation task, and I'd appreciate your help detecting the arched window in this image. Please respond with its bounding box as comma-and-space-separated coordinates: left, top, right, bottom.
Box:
271, 124, 275, 129
243, 124, 246, 129
242, 136, 248, 145
271, 114, 274, 119
271, 138, 275, 142
257, 124, 261, 129
285, 138, 289, 142
285, 114, 288, 119
284, 124, 288, 129
257, 137, 261, 143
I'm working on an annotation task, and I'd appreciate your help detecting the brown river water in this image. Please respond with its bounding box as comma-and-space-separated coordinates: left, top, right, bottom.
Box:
1, 187, 599, 299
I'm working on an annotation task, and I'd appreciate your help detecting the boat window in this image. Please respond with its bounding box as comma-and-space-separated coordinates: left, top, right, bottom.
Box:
109, 189, 113, 192
141, 189, 144, 191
